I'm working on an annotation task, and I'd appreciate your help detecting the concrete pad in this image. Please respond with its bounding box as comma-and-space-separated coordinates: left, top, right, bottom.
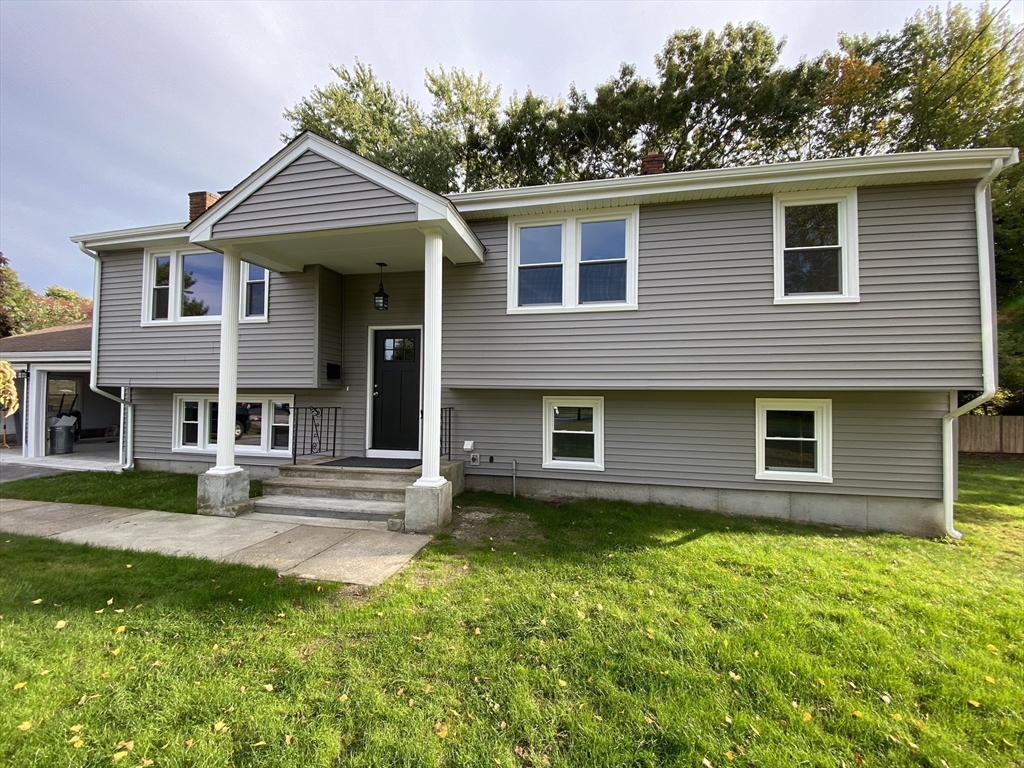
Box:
223, 525, 354, 571
0, 465, 70, 482
282, 529, 431, 586
0, 503, 141, 537
54, 509, 298, 560
0, 497, 53, 513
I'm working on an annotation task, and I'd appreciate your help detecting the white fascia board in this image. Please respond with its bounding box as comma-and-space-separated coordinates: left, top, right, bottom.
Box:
0, 351, 91, 364
70, 222, 189, 251
443, 203, 485, 262
449, 147, 1020, 217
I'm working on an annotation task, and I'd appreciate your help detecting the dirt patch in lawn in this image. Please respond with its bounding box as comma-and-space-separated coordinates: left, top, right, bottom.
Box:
450, 504, 544, 545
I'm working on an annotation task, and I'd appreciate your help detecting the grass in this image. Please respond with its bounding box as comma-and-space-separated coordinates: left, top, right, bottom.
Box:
1, 455, 1021, 767
0, 470, 262, 514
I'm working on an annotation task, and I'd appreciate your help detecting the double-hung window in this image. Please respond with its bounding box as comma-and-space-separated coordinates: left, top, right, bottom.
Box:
143, 249, 269, 324
755, 398, 832, 483
773, 189, 859, 304
542, 396, 605, 471
173, 394, 293, 455
509, 208, 638, 313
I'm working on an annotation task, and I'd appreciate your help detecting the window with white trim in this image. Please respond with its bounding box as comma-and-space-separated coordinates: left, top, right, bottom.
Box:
773, 189, 859, 304
542, 396, 604, 471
755, 398, 832, 483
143, 250, 270, 325
172, 394, 293, 455
509, 208, 639, 313
242, 263, 268, 321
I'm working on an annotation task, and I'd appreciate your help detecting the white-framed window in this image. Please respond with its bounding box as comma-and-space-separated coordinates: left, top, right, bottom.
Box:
241, 263, 269, 322
143, 249, 270, 325
172, 394, 293, 455
542, 396, 605, 471
773, 189, 859, 304
755, 398, 832, 483
508, 207, 639, 314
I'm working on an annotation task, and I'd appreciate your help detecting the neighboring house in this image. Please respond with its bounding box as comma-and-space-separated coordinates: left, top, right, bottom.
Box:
70, 132, 1017, 537
0, 322, 122, 458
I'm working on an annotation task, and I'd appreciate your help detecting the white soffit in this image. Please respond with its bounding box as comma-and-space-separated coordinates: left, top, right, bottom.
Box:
448, 147, 1020, 220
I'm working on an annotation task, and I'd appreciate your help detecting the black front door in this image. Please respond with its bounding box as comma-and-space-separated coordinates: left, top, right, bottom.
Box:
371, 329, 421, 451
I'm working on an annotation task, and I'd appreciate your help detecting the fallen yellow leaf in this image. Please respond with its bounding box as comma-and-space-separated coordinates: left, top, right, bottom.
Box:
251, 740, 267, 747
138, 760, 153, 767
818, 678, 826, 686
110, 648, 121, 656
803, 712, 812, 721
113, 752, 129, 762
95, 609, 104, 614
54, 620, 67, 630
213, 720, 228, 733
340, 693, 348, 702
13, 681, 26, 690
17, 721, 31, 731
852, 711, 863, 718
39, 670, 50, 676
474, 627, 481, 635
985, 676, 996, 684
69, 725, 82, 733
263, 684, 274, 692
558, 680, 568, 688
116, 626, 126, 635
986, 644, 998, 653
107, 598, 115, 605
435, 722, 448, 738
71, 738, 84, 749
31, 599, 42, 605
969, 700, 981, 708
284, 734, 296, 745
725, 752, 735, 762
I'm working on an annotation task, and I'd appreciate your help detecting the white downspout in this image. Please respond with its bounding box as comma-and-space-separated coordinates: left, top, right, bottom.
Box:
78, 242, 135, 470
941, 157, 1008, 538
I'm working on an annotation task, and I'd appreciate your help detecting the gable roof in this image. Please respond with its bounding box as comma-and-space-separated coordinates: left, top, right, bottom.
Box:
1, 321, 92, 355
186, 131, 484, 263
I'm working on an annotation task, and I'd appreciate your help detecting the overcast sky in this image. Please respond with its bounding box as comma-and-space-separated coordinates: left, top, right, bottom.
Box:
0, 0, 1013, 296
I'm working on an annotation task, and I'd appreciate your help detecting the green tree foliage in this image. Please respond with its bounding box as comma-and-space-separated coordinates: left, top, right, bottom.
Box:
0, 255, 92, 337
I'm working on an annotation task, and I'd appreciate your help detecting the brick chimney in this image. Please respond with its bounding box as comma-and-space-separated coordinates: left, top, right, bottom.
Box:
640, 151, 666, 175
188, 191, 221, 222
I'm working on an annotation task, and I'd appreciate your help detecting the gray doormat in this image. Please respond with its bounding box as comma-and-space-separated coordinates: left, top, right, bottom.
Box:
321, 456, 421, 469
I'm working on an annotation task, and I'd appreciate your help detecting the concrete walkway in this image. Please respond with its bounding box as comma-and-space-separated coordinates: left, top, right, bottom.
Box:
0, 498, 431, 586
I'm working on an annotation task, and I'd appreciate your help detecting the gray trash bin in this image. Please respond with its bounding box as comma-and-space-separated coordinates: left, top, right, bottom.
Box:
49, 425, 75, 455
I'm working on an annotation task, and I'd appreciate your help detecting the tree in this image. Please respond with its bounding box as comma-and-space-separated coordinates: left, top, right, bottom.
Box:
0, 254, 32, 338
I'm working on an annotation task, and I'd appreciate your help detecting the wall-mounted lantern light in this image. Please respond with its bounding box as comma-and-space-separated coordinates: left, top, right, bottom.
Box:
373, 262, 389, 311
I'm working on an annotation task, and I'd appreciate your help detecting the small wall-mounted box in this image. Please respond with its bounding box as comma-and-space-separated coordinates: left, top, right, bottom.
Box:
463, 440, 475, 451
470, 453, 480, 466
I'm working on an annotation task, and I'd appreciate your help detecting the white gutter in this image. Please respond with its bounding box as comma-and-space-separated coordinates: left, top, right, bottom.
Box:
941, 155, 1011, 538
78, 242, 135, 470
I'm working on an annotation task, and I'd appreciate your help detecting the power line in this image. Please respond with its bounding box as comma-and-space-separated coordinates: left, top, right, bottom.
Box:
918, 0, 1013, 100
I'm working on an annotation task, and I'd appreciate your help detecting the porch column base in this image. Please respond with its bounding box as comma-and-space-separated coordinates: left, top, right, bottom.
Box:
405, 480, 452, 534
197, 467, 252, 518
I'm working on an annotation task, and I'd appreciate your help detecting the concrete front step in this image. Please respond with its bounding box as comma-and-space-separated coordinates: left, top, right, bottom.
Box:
263, 477, 407, 503
252, 494, 405, 523
278, 465, 421, 484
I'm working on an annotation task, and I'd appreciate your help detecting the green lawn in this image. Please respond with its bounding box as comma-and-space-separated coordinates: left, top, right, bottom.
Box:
1, 455, 1021, 767
0, 470, 262, 514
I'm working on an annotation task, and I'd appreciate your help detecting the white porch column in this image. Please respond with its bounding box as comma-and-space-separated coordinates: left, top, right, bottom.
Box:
209, 245, 242, 475
415, 228, 446, 488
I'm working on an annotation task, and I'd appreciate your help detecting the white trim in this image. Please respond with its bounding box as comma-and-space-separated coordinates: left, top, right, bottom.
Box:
24, 362, 92, 459
542, 396, 605, 471
171, 393, 294, 456
507, 207, 639, 314
0, 351, 90, 364
772, 188, 859, 304
451, 147, 1019, 217
239, 261, 270, 323
71, 222, 188, 251
141, 246, 226, 327
755, 398, 833, 483
364, 325, 424, 458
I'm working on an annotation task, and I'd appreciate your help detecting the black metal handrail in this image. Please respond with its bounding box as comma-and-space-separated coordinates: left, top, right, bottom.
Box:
291, 406, 341, 464
441, 407, 453, 461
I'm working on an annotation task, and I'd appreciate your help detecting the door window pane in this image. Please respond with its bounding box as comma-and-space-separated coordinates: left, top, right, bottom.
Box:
181, 253, 223, 316
384, 338, 415, 362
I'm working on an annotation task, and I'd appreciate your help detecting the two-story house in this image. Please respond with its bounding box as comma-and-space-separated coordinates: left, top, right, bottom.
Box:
69, 132, 1017, 537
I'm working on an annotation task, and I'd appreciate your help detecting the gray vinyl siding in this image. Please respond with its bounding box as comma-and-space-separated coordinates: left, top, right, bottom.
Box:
97, 251, 317, 389
443, 182, 982, 390
317, 267, 344, 388
212, 150, 417, 239
444, 389, 946, 499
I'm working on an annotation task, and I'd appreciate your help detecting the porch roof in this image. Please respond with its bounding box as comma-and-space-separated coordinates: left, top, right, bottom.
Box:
185, 132, 484, 274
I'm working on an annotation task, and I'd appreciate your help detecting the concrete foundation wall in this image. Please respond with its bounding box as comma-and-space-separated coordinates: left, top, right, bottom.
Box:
135, 457, 282, 481
466, 474, 944, 538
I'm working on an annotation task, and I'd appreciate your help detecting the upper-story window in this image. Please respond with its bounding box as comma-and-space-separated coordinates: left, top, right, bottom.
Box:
508, 207, 639, 314
773, 189, 859, 305
143, 249, 268, 325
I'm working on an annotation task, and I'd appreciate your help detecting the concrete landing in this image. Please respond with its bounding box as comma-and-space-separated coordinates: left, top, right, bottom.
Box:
0, 497, 431, 586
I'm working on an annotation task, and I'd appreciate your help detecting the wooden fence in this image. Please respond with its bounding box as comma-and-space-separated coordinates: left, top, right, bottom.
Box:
958, 415, 1024, 454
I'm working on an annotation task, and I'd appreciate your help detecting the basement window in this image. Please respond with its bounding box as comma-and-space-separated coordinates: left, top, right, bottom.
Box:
542, 396, 605, 471
755, 398, 832, 483
172, 394, 293, 455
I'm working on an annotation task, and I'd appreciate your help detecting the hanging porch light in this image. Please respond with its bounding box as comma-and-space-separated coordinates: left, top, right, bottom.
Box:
373, 262, 389, 311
